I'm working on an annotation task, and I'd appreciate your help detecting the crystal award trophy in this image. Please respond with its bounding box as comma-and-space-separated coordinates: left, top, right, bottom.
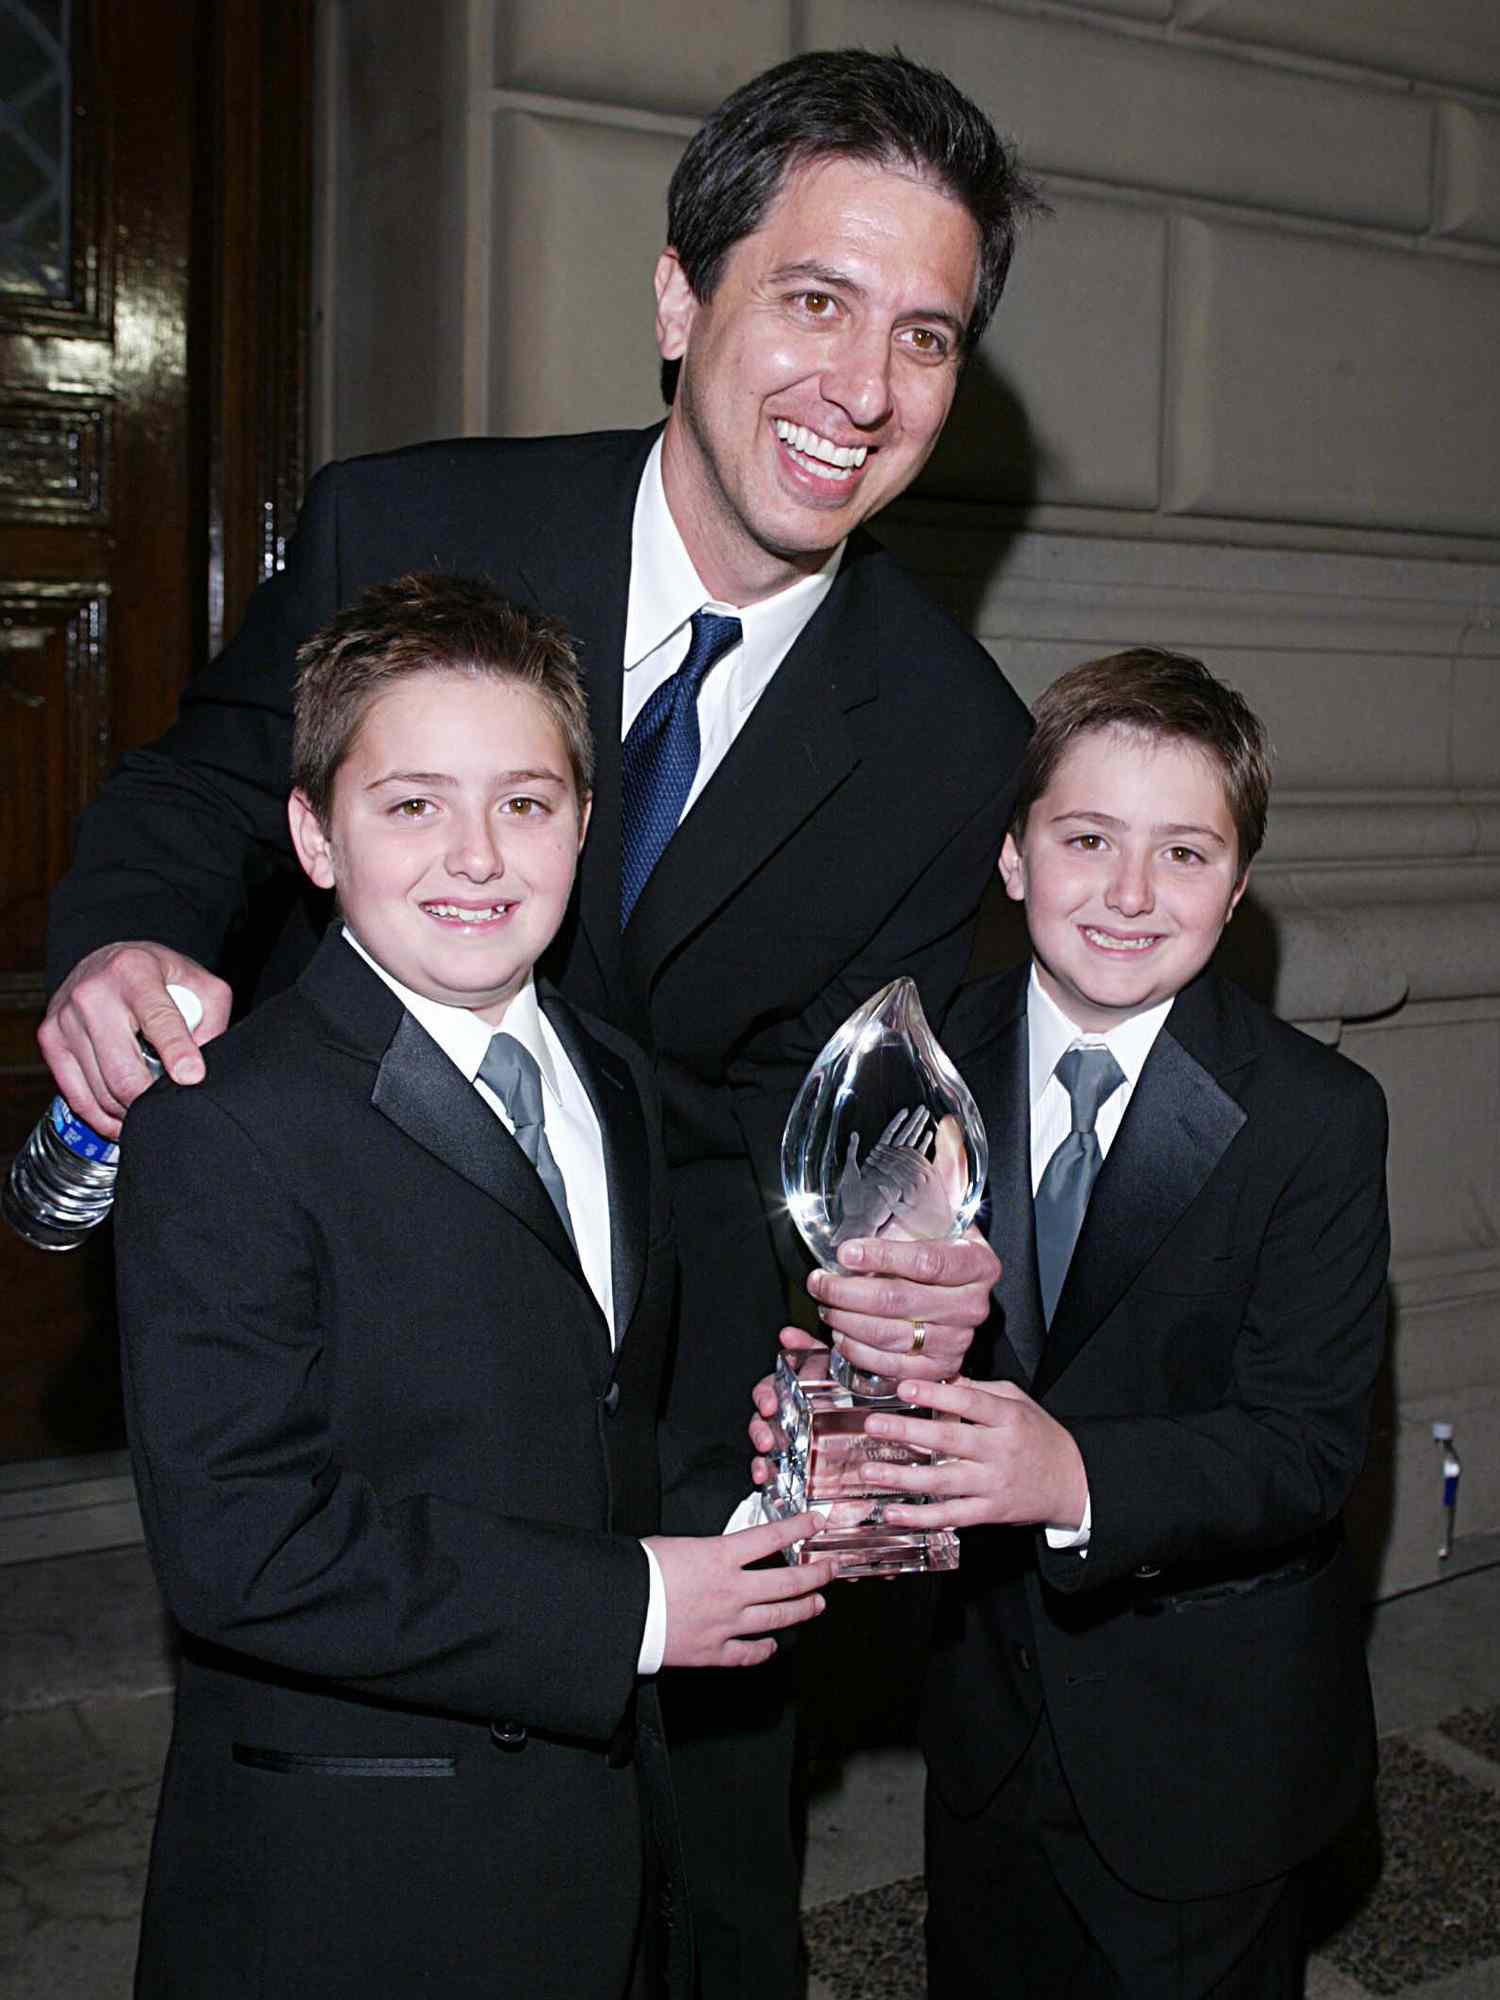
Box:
760, 977, 988, 1578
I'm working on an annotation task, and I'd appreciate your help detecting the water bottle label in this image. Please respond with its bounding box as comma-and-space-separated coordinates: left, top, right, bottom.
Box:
49, 1096, 121, 1167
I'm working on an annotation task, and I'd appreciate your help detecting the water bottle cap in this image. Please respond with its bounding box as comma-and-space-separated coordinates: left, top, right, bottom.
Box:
166, 984, 205, 1033
1431, 1421, 1454, 1441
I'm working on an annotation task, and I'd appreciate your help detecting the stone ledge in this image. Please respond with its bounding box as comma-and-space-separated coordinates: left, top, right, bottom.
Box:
0, 1544, 172, 1714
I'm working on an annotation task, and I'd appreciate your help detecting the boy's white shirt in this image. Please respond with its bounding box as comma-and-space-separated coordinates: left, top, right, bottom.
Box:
342, 926, 667, 1674
1027, 967, 1173, 1551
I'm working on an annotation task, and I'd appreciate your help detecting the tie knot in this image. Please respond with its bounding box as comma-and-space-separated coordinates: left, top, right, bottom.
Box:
478, 1032, 544, 1130
679, 609, 742, 696
1054, 1045, 1124, 1135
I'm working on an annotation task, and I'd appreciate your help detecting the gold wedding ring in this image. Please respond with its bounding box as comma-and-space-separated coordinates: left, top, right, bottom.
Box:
909, 1320, 927, 1355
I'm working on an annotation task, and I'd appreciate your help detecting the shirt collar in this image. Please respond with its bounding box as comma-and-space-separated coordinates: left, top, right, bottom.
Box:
623, 434, 845, 681
1026, 964, 1173, 1111
341, 927, 562, 1101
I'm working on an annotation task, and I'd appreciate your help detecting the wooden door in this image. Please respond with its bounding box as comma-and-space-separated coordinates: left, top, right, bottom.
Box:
0, 0, 311, 1462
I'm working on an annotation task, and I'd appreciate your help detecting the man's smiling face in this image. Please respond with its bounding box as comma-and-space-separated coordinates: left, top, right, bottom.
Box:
654, 154, 981, 605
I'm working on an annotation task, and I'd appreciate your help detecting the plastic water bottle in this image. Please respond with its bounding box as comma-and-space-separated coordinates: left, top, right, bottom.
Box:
1433, 1421, 1461, 1561
3, 984, 205, 1252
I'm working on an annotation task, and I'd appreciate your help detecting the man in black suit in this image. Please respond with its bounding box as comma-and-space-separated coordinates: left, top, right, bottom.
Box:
43, 51, 1036, 1994
810, 653, 1390, 1996
116, 576, 836, 2000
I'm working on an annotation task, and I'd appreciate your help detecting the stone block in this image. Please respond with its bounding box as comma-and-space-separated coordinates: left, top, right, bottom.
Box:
1344, 1008, 1500, 1263
1454, 659, 1500, 789
918, 193, 1164, 509
333, 131, 469, 455
1262, 801, 1498, 870
1025, 0, 1170, 16
493, 0, 788, 116
1253, 899, 1409, 1025
490, 114, 681, 436
1436, 103, 1500, 249
1204, 655, 1459, 792
800, 0, 1430, 229
1177, 0, 1500, 97
1166, 217, 1500, 537
1385, 1254, 1500, 1404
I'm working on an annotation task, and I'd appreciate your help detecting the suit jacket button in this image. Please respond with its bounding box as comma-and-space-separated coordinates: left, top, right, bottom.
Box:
490, 1720, 527, 1750
1133, 1564, 1161, 1580
603, 1383, 621, 1416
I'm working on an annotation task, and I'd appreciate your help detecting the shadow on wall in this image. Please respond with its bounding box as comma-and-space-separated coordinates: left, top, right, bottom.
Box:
879, 348, 1044, 635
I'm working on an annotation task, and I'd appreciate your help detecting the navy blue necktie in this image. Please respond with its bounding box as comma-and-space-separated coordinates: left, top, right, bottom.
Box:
620, 609, 742, 927
1034, 1045, 1124, 1330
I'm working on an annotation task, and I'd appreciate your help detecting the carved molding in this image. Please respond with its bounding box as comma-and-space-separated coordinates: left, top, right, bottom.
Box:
0, 389, 108, 521
881, 518, 1500, 657
0, 584, 109, 1005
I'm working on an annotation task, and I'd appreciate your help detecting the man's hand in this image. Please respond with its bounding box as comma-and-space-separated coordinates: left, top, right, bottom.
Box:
38, 943, 232, 1137
857, 1376, 1088, 1532
646, 1512, 837, 1668
806, 1228, 1000, 1380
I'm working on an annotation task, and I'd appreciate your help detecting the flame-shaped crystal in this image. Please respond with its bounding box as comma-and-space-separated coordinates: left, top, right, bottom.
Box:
781, 976, 988, 1273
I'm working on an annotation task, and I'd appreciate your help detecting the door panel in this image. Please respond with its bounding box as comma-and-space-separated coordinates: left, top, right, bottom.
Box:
0, 0, 311, 1462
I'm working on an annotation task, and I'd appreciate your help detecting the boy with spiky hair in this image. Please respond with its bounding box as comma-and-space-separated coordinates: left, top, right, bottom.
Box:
117, 574, 834, 2000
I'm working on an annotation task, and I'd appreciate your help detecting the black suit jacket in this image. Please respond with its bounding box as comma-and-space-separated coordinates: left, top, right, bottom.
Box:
52, 426, 1032, 1531
115, 931, 685, 1999
922, 965, 1389, 1902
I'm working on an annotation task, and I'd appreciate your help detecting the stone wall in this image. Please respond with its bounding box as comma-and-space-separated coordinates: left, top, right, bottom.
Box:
316, 0, 1500, 1595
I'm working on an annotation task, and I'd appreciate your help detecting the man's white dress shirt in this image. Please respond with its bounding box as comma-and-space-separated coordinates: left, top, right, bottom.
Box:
621, 436, 843, 819
1026, 967, 1172, 1550
343, 928, 667, 1672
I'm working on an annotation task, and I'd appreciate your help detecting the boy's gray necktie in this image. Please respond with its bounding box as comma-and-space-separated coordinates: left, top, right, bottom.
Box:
478, 1032, 576, 1249
1034, 1045, 1125, 1330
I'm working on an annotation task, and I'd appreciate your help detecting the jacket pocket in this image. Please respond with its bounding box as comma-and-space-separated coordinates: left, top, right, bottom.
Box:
232, 1743, 456, 1778
1134, 1248, 1257, 1297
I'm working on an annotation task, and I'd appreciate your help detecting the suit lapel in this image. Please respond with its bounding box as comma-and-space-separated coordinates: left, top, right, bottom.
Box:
541, 990, 650, 1347
1032, 979, 1250, 1399
619, 542, 878, 989
298, 931, 610, 1371
371, 1011, 588, 1285
513, 428, 658, 1016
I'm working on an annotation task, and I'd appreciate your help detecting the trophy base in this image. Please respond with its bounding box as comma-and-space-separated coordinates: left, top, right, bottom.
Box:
760, 1347, 958, 1579
783, 1507, 959, 1578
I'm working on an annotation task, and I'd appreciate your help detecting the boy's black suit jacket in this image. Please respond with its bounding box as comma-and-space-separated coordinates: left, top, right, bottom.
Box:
922, 965, 1390, 1903
51, 426, 1031, 1535
115, 931, 685, 2000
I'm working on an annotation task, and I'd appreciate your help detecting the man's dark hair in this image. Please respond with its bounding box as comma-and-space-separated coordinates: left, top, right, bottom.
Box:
292, 572, 593, 826
666, 48, 1040, 357
1012, 650, 1273, 872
